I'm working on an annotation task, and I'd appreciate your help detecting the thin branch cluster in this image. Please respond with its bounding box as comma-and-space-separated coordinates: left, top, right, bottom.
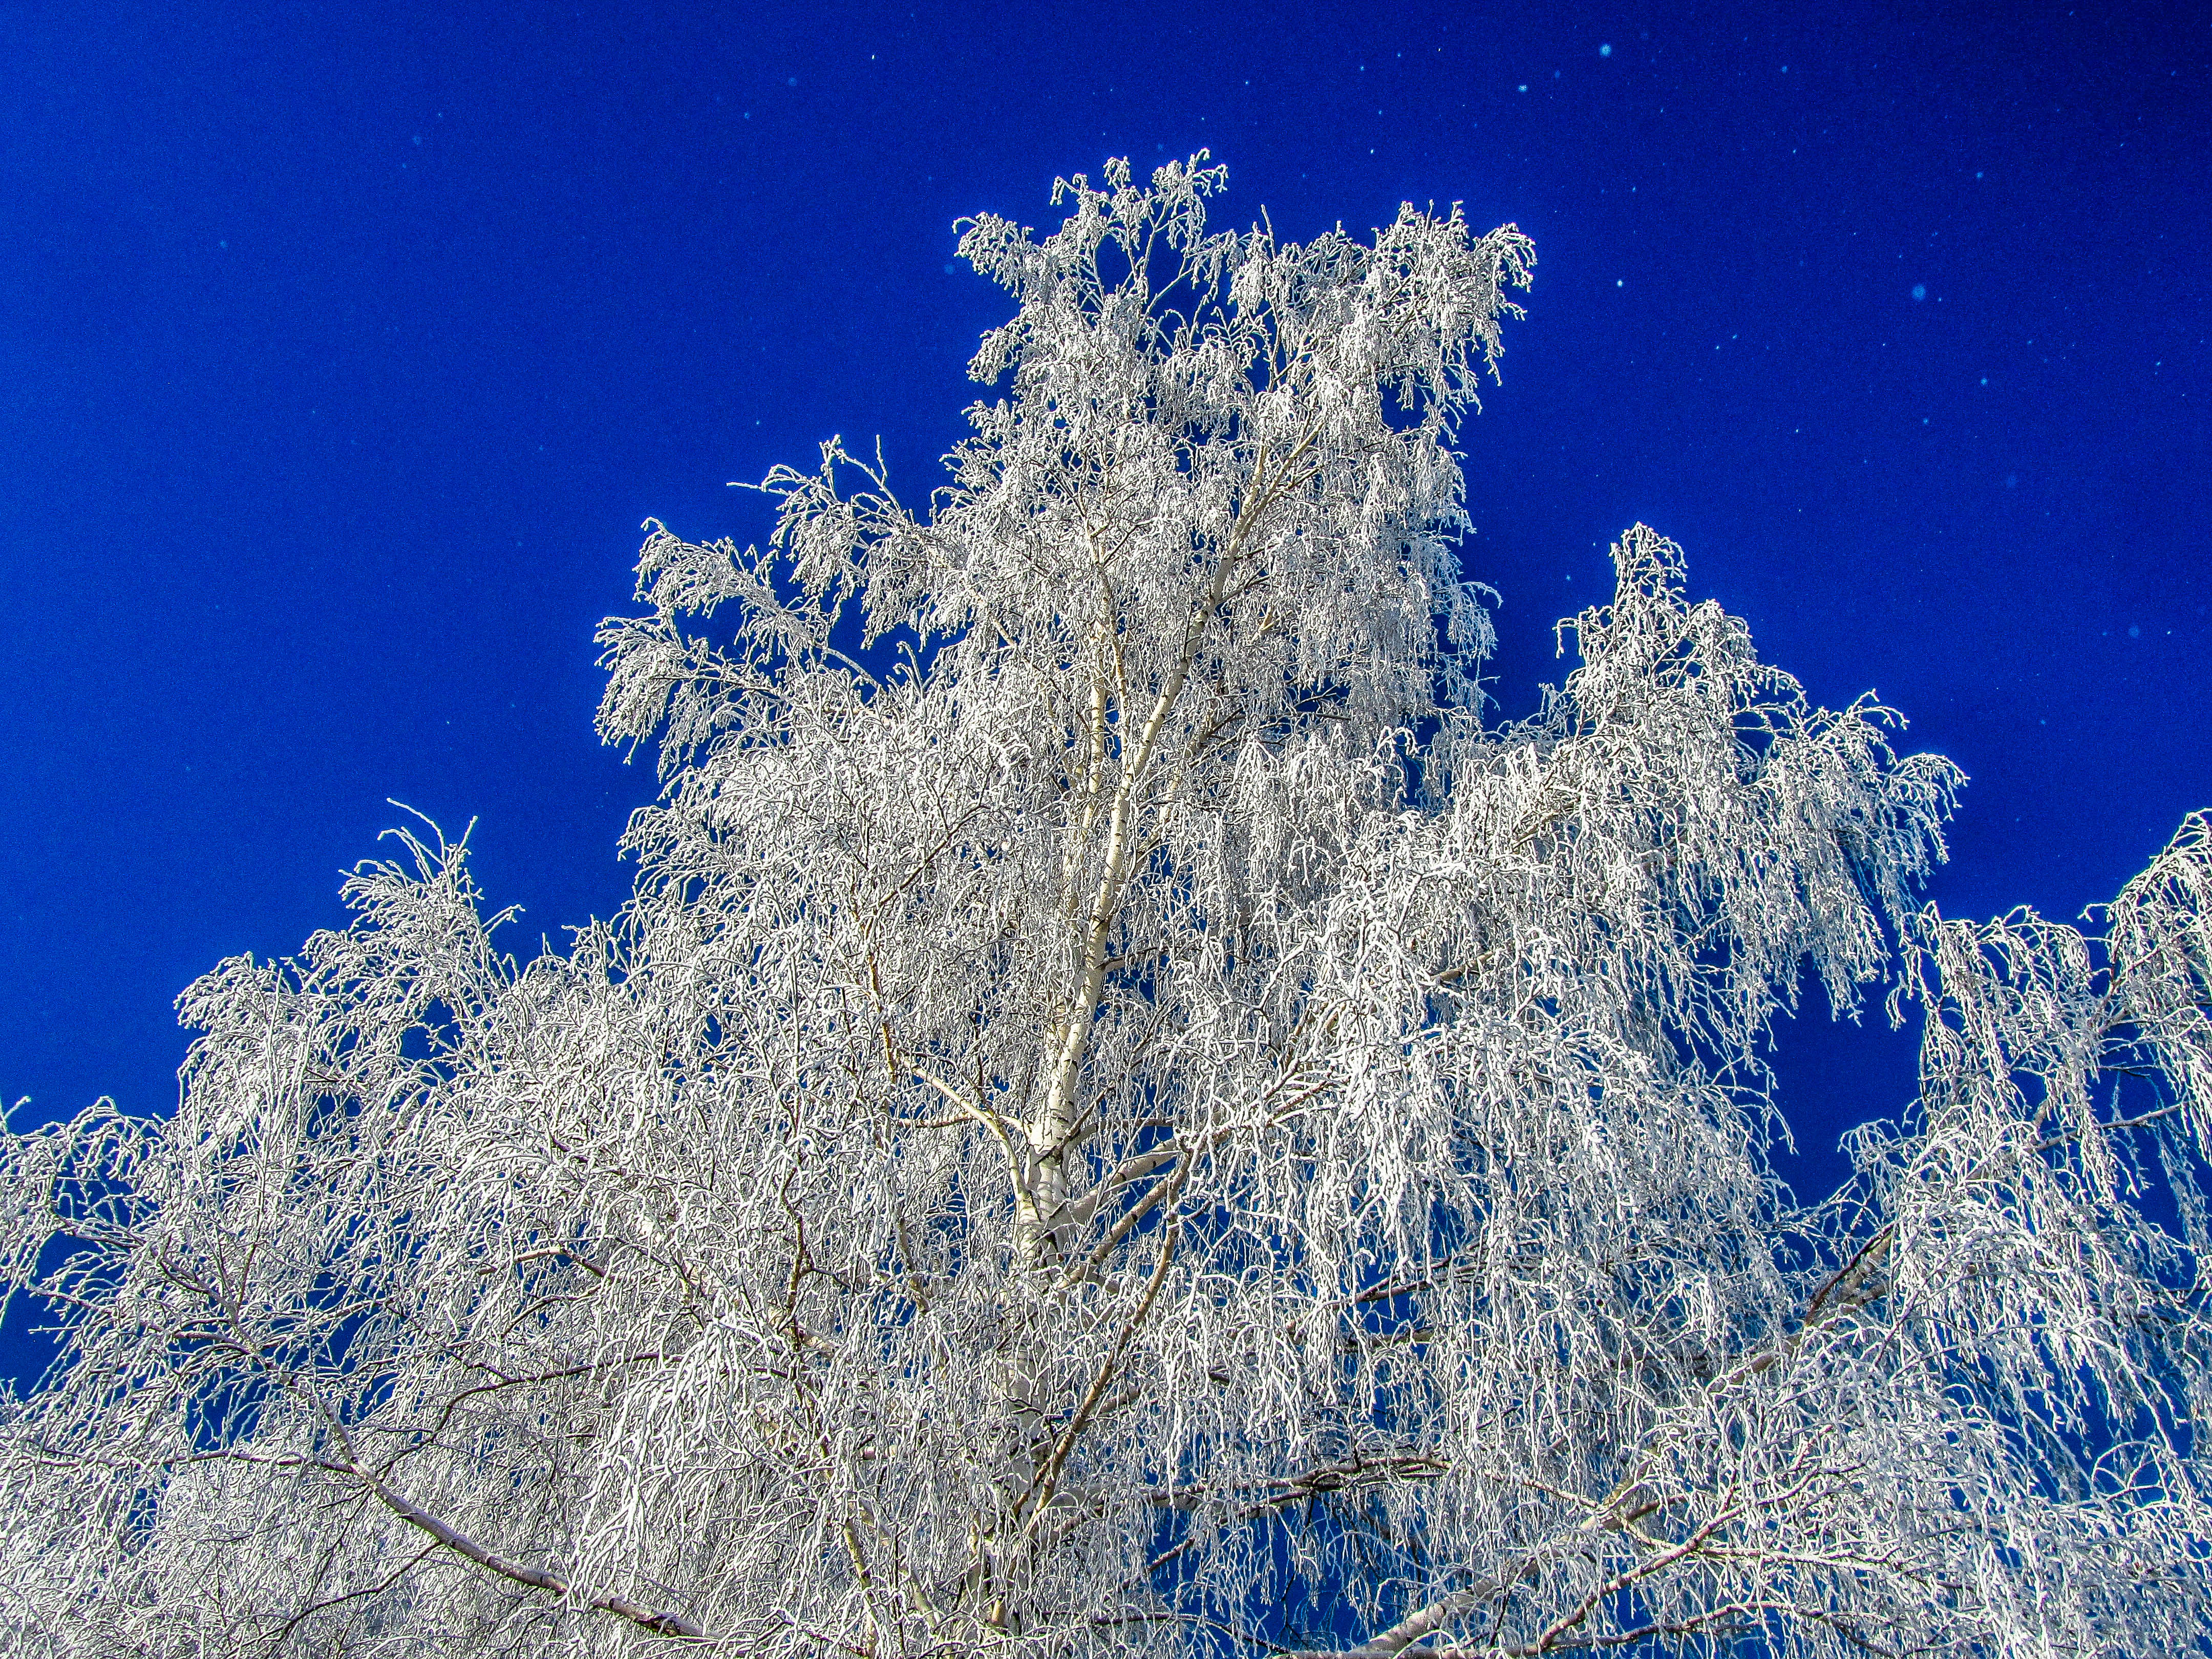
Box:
5, 155, 2211, 1658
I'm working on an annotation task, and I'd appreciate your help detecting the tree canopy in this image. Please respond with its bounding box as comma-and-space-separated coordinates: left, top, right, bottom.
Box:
6, 155, 2211, 1659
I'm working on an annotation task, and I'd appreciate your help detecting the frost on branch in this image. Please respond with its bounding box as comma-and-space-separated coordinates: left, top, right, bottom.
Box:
6, 155, 2212, 1658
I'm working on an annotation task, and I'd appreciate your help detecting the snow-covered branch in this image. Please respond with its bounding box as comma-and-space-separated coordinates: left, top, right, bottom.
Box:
4, 154, 2208, 1659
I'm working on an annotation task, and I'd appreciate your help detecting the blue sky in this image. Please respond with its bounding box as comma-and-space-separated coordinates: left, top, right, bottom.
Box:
2, 0, 2205, 1215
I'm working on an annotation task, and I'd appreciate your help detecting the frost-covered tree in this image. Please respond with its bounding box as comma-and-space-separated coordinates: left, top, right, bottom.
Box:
6, 155, 2212, 1659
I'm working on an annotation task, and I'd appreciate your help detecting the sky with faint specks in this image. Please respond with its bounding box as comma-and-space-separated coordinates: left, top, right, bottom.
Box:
2, 0, 2206, 1220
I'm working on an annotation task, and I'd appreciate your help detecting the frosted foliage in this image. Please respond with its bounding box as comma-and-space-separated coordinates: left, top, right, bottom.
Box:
5, 157, 2211, 1658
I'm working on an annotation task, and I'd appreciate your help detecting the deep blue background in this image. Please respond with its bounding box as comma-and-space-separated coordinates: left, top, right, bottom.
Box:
2, 3, 2205, 1224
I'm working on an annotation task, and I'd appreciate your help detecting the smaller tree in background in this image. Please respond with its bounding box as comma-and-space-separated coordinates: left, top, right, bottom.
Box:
4, 155, 2211, 1658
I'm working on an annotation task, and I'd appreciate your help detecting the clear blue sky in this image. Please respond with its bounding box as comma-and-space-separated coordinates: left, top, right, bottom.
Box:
2, 1, 2205, 1217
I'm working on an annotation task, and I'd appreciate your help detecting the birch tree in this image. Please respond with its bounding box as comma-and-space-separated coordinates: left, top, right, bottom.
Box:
6, 154, 2212, 1658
